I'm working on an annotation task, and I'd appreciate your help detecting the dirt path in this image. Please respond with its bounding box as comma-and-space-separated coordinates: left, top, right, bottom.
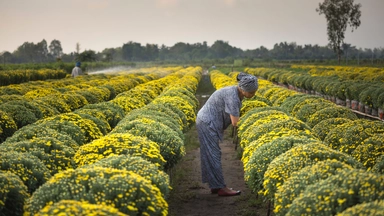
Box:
168, 72, 270, 216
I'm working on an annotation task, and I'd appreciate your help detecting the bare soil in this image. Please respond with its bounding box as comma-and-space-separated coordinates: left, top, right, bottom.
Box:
167, 72, 271, 216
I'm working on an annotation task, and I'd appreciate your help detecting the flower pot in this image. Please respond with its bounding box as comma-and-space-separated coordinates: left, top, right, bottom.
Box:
371, 108, 378, 117
364, 105, 372, 115
351, 100, 358, 110
379, 108, 384, 120
346, 99, 351, 108
336, 98, 346, 106
358, 102, 365, 112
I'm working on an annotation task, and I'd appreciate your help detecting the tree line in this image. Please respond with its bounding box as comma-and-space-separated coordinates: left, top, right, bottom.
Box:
1, 39, 383, 64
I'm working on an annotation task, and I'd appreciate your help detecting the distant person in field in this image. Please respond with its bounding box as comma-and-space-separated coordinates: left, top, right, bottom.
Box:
71, 61, 83, 78
196, 72, 258, 196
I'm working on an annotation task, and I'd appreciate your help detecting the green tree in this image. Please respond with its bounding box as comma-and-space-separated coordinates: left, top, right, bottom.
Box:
317, 0, 361, 64
78, 50, 97, 62
49, 39, 63, 60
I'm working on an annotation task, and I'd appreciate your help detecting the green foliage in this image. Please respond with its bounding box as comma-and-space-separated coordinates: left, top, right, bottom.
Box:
0, 137, 76, 175
36, 113, 103, 145
312, 118, 353, 140
0, 151, 51, 194
279, 94, 314, 114
3, 124, 78, 150
371, 155, 384, 174
287, 169, 384, 216
307, 106, 358, 128
25, 167, 168, 216
338, 200, 384, 216
0, 110, 17, 143
81, 102, 125, 128
0, 171, 30, 216
86, 155, 171, 197
262, 143, 363, 200
274, 160, 354, 216
0, 103, 38, 128
35, 200, 127, 216
324, 119, 384, 154
351, 133, 384, 170
244, 136, 318, 193
112, 118, 185, 171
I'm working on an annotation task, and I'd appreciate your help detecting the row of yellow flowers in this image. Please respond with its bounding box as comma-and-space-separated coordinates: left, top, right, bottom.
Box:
0, 66, 201, 215
210, 69, 384, 215
0, 68, 179, 142
246, 67, 384, 117
0, 69, 68, 86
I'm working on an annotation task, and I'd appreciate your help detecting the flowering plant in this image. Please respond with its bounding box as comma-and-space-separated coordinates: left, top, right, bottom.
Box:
74, 133, 165, 168
352, 133, 384, 170
35, 200, 127, 216
0, 171, 30, 216
312, 118, 352, 141
262, 143, 363, 200
307, 106, 358, 128
287, 169, 384, 216
337, 200, 384, 216
86, 155, 171, 197
274, 159, 354, 215
24, 167, 168, 216
244, 135, 318, 193
0, 151, 51, 193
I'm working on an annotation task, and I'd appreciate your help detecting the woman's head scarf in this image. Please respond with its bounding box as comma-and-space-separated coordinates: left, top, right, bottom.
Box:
237, 72, 258, 92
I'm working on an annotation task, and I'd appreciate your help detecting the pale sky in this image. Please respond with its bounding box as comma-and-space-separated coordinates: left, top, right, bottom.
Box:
1, 0, 383, 54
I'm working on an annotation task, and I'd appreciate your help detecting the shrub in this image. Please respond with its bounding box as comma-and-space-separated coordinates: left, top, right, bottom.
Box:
338, 200, 384, 216
240, 100, 269, 116
35, 200, 127, 216
244, 136, 318, 193
152, 96, 196, 128
0, 151, 51, 194
112, 118, 184, 171
294, 101, 334, 123
121, 109, 183, 139
145, 103, 189, 132
81, 102, 125, 128
3, 124, 78, 150
0, 103, 38, 128
86, 155, 171, 197
324, 119, 384, 154
287, 169, 384, 216
241, 118, 311, 149
0, 111, 17, 142
36, 113, 103, 145
0, 137, 76, 175
74, 133, 165, 168
352, 133, 384, 170
0, 171, 30, 216
279, 94, 314, 114
371, 155, 384, 174
274, 160, 354, 216
262, 143, 363, 200
312, 118, 353, 141
24, 167, 168, 216
307, 106, 358, 128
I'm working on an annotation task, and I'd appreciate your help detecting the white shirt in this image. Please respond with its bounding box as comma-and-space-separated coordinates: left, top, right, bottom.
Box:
71, 66, 83, 77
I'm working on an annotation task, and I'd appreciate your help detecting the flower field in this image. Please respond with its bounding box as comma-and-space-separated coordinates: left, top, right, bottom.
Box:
211, 69, 384, 215
1, 65, 384, 215
0, 66, 201, 215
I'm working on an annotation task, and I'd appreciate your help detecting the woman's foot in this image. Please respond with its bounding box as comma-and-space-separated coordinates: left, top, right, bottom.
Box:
217, 187, 241, 196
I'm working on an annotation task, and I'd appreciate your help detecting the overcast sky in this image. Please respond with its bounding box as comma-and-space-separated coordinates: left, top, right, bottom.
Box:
1, 0, 383, 54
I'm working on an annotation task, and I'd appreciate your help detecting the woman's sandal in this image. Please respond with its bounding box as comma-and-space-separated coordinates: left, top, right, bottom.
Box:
217, 188, 241, 196
210, 188, 233, 194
